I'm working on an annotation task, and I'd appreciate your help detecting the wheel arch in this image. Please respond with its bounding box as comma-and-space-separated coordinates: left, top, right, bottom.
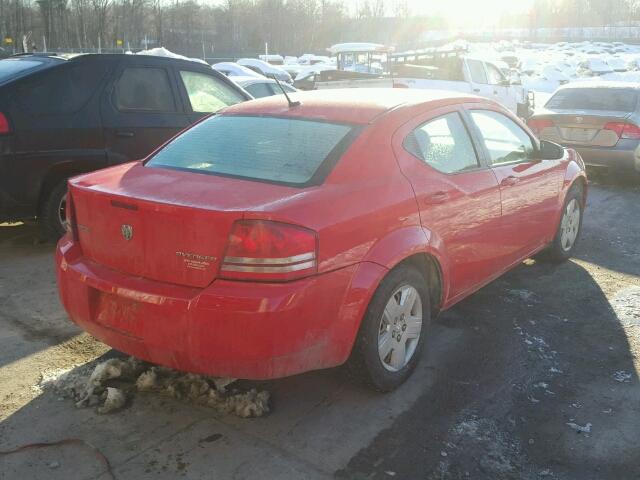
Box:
361, 225, 447, 317
37, 160, 92, 213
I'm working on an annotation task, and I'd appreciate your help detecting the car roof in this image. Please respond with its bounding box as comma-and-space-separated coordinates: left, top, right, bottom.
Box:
556, 80, 640, 90
11, 52, 213, 69
222, 88, 478, 125
233, 76, 274, 86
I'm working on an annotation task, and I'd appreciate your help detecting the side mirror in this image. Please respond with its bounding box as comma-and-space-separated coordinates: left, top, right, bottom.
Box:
537, 140, 565, 160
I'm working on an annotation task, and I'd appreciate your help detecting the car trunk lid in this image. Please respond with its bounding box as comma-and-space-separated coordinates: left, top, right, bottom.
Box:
69, 162, 305, 288
536, 109, 633, 147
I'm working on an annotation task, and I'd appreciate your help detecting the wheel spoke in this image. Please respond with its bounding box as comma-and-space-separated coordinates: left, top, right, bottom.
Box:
405, 316, 422, 339
389, 340, 406, 370
378, 330, 393, 360
401, 287, 417, 314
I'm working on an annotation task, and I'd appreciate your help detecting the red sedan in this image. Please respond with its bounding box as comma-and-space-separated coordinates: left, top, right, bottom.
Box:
56, 89, 587, 391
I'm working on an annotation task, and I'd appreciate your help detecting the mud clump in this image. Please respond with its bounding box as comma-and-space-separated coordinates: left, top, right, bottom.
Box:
42, 357, 270, 418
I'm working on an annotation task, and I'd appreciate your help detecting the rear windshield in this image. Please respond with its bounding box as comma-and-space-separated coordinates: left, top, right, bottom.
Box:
0, 58, 46, 83
545, 87, 638, 112
146, 115, 354, 185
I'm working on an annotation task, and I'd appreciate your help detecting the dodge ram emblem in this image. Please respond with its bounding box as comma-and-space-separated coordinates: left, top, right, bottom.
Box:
121, 224, 133, 241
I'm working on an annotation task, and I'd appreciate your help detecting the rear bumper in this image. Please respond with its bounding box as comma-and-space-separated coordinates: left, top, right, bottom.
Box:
56, 235, 386, 379
574, 143, 640, 173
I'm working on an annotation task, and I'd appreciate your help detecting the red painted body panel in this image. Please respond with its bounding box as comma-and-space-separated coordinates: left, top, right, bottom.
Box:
56, 89, 587, 379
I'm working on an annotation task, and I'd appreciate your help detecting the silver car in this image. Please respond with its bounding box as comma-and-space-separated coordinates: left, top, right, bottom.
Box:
528, 81, 640, 175
231, 76, 297, 99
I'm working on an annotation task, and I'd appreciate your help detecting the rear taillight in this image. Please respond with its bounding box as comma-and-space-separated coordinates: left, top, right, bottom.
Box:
603, 121, 640, 140
220, 220, 318, 282
527, 118, 554, 136
66, 189, 78, 240
0, 112, 10, 135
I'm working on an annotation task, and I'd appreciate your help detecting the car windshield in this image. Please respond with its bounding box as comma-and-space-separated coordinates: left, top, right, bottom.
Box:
146, 115, 353, 185
545, 87, 638, 112
0, 58, 46, 83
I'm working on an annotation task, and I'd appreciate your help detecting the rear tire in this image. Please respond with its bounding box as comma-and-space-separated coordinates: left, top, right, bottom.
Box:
349, 265, 430, 392
39, 180, 68, 241
546, 185, 584, 263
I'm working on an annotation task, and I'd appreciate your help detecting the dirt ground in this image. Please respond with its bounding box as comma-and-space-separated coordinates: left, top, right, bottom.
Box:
0, 179, 638, 480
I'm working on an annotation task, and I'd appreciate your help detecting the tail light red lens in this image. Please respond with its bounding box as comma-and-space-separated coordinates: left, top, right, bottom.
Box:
527, 118, 554, 136
220, 220, 318, 282
66, 188, 78, 240
0, 112, 10, 135
603, 121, 640, 140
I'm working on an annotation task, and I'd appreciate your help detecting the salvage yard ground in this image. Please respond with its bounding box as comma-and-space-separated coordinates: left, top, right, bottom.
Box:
0, 180, 639, 479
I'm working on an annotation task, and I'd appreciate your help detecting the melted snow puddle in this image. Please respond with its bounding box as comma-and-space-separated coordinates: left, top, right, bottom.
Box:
39, 357, 270, 418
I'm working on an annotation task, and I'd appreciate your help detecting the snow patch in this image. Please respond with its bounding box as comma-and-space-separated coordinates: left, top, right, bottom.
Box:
41, 356, 270, 418
566, 422, 592, 434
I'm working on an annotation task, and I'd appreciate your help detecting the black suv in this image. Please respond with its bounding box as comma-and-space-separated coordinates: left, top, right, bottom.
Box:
0, 53, 251, 238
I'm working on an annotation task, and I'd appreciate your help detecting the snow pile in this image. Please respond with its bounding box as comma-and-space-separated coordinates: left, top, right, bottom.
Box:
136, 47, 208, 65
41, 357, 270, 418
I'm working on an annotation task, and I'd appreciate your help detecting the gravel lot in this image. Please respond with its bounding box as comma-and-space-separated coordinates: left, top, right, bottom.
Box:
0, 180, 639, 479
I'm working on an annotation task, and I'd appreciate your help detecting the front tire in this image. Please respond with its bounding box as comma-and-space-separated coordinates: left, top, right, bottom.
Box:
39, 180, 68, 241
547, 185, 584, 263
349, 265, 430, 392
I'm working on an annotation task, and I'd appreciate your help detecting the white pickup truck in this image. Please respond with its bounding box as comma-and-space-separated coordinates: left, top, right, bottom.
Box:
391, 53, 533, 118
294, 45, 533, 118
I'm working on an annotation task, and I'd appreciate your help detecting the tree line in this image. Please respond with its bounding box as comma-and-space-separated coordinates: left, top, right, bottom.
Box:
1, 0, 640, 58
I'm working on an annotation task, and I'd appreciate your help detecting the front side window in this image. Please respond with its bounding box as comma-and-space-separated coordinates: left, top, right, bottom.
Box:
180, 71, 245, 112
470, 110, 535, 165
114, 67, 175, 112
404, 112, 479, 174
485, 63, 505, 85
467, 59, 488, 84
146, 115, 353, 185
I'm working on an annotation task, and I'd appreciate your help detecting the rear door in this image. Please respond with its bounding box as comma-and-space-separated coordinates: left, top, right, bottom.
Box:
100, 57, 190, 164
392, 106, 503, 302
466, 107, 564, 262
175, 67, 249, 123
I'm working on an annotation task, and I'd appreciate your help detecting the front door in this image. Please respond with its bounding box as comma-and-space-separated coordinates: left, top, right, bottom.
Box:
466, 107, 564, 263
101, 59, 190, 164
393, 106, 503, 303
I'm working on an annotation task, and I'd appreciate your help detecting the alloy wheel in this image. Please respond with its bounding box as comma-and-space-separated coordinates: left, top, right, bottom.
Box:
560, 198, 580, 251
378, 285, 423, 372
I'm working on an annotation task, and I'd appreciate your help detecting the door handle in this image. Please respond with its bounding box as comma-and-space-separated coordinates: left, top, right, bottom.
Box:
473, 88, 481, 93
493, 90, 498, 94
115, 130, 135, 138
500, 175, 519, 187
424, 191, 449, 205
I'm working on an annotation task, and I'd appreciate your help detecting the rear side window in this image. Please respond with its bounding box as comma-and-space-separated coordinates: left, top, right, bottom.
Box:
0, 59, 45, 83
17, 62, 108, 115
467, 59, 488, 84
470, 110, 535, 165
179, 71, 245, 112
244, 82, 274, 98
545, 88, 638, 112
404, 112, 479, 174
114, 67, 175, 112
146, 115, 353, 185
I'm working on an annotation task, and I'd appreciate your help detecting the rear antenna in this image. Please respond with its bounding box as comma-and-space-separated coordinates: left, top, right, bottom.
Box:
274, 77, 300, 108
